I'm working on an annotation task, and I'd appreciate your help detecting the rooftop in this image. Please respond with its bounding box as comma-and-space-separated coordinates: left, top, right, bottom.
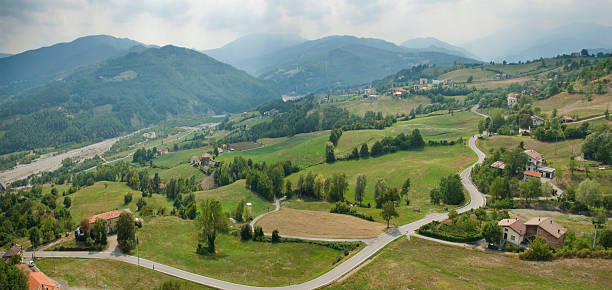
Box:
490, 161, 506, 170
524, 170, 542, 178
525, 217, 567, 238
29, 272, 58, 290
498, 218, 526, 236
87, 209, 129, 224
524, 149, 543, 161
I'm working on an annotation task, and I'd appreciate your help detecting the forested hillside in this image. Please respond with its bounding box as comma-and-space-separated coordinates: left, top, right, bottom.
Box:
0, 46, 280, 154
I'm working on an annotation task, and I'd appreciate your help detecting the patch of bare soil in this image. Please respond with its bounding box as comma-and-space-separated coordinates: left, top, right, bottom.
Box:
199, 175, 217, 190
257, 208, 386, 239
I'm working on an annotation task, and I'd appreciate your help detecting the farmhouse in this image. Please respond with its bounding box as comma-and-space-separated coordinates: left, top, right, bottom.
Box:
498, 218, 525, 246
525, 217, 567, 248
2, 244, 23, 263
201, 153, 213, 162
530, 115, 545, 127
419, 78, 428, 85
507, 92, 518, 107
86, 209, 130, 233
523, 149, 555, 179
561, 115, 574, 123
523, 170, 542, 181
190, 156, 200, 166
28, 271, 59, 290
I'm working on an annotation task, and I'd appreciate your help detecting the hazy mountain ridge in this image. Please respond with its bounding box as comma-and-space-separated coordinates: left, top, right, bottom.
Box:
401, 37, 478, 59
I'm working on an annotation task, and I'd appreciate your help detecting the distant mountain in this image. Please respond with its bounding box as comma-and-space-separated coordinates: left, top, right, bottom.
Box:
252, 35, 479, 95
204, 33, 307, 74
0, 45, 279, 154
401, 37, 478, 59
0, 53, 12, 58
0, 35, 141, 95
465, 22, 612, 62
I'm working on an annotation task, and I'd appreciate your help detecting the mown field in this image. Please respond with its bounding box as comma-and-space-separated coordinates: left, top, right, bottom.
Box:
194, 180, 274, 218
149, 163, 206, 181
60, 181, 172, 222
137, 216, 355, 286
153, 148, 211, 168
478, 135, 612, 193
533, 91, 611, 118
285, 144, 475, 225
328, 237, 612, 289
37, 258, 209, 289
332, 94, 431, 116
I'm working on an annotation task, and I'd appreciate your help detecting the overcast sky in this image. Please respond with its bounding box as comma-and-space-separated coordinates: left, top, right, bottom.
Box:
1, 0, 612, 54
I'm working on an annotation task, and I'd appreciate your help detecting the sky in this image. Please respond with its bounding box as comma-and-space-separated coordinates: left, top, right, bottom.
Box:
1, 0, 612, 54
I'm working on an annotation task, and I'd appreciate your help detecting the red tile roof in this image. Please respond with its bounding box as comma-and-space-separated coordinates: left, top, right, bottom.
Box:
29, 272, 58, 290
498, 218, 526, 236
524, 149, 543, 161
524, 170, 542, 178
525, 217, 567, 238
87, 209, 125, 224
491, 161, 506, 169
201, 153, 212, 159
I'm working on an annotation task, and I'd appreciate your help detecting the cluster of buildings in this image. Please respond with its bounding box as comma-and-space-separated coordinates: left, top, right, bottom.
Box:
190, 152, 219, 173
490, 149, 556, 180
411, 78, 454, 91
3, 245, 60, 290
498, 217, 567, 248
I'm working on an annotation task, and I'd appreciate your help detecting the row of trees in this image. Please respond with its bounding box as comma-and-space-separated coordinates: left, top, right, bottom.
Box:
132, 147, 158, 164
295, 172, 349, 202
430, 174, 465, 205
345, 129, 425, 160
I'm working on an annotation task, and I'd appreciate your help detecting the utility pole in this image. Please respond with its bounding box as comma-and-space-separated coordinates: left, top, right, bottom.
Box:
137, 236, 140, 281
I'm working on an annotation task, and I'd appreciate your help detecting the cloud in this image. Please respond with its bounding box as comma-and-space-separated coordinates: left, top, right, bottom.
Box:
1, 0, 611, 53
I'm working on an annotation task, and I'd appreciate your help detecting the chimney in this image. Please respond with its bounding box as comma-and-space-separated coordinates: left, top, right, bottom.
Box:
550, 220, 552, 224
558, 229, 560, 233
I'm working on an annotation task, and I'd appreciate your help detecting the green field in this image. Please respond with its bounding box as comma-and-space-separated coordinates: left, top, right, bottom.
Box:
150, 163, 206, 181
153, 148, 211, 168
438, 67, 498, 83
217, 131, 329, 168
509, 209, 611, 237
533, 91, 611, 118
194, 180, 274, 218
329, 237, 612, 289
137, 216, 354, 286
332, 94, 431, 116
61, 181, 172, 222
285, 144, 475, 225
37, 258, 208, 289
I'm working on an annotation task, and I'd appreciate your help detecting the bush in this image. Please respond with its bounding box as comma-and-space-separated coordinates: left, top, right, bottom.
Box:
85, 237, 94, 247
417, 220, 482, 243
330, 201, 374, 221
124, 193, 133, 204
240, 224, 252, 241
271, 229, 280, 243
520, 237, 553, 261
252, 226, 264, 241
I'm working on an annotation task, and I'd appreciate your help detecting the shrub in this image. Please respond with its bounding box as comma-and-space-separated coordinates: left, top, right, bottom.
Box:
85, 237, 94, 247
252, 226, 264, 241
240, 224, 252, 241
124, 193, 133, 204
271, 229, 280, 243
520, 237, 553, 261
330, 201, 374, 221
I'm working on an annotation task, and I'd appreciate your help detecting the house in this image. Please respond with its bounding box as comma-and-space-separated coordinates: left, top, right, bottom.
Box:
523, 149, 555, 178
394, 88, 406, 97
190, 156, 200, 166
571, 52, 580, 57
28, 271, 59, 290
530, 115, 545, 127
87, 209, 130, 233
142, 132, 156, 139
368, 94, 379, 101
2, 244, 23, 264
498, 218, 526, 246
419, 78, 428, 85
202, 165, 210, 173
201, 153, 213, 162
209, 160, 218, 167
507, 92, 519, 107
413, 84, 420, 90
217, 147, 224, 154
523, 170, 542, 181
538, 166, 556, 179
525, 217, 567, 248
490, 161, 506, 170
431, 79, 443, 86
561, 115, 574, 123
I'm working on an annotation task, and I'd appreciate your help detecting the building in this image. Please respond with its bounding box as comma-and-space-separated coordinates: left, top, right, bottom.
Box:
2, 244, 23, 264
507, 92, 519, 107
523, 149, 555, 179
538, 166, 556, 179
28, 271, 59, 290
201, 153, 213, 162
419, 78, 428, 85
531, 115, 545, 127
523, 170, 542, 181
431, 79, 443, 86
87, 209, 130, 233
490, 161, 506, 170
524, 217, 567, 248
561, 115, 574, 123
190, 156, 200, 166
498, 218, 526, 246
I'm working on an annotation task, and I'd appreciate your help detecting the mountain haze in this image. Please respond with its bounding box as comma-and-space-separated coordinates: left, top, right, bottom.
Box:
401, 37, 478, 59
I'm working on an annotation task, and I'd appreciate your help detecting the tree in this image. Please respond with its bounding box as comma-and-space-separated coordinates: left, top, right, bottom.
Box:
313, 174, 326, 199
582, 129, 611, 164
124, 193, 133, 204
478, 118, 485, 134
376, 187, 400, 208
598, 229, 612, 249
79, 218, 91, 238
63, 196, 71, 208
580, 48, 589, 57
592, 214, 607, 248
240, 224, 252, 241
253, 226, 264, 241
234, 200, 245, 222
467, 75, 473, 83
400, 177, 411, 196
196, 199, 229, 254
350, 147, 359, 159
381, 201, 399, 228
271, 229, 281, 243
374, 178, 388, 200
489, 177, 509, 200
29, 227, 41, 249
520, 236, 552, 261
359, 143, 369, 158
136, 198, 147, 211
482, 222, 503, 245
285, 180, 293, 196
0, 262, 28, 290
439, 174, 464, 205
325, 142, 336, 163
328, 173, 348, 202
117, 212, 136, 253
354, 174, 367, 206
92, 218, 108, 244
430, 188, 442, 204
520, 178, 542, 206
576, 179, 602, 207
370, 141, 384, 156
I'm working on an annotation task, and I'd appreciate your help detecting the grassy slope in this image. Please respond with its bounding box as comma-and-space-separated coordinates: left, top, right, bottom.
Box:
153, 148, 211, 168
60, 181, 172, 222
332, 94, 432, 116
285, 144, 475, 225
137, 216, 349, 287
533, 91, 611, 118
150, 163, 206, 181
194, 180, 274, 217
509, 209, 611, 237
478, 135, 612, 193
329, 237, 612, 289
217, 131, 329, 168
37, 258, 209, 289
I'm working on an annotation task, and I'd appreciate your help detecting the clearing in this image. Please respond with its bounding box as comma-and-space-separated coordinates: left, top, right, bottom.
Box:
194, 179, 274, 218
329, 237, 612, 289
256, 208, 387, 239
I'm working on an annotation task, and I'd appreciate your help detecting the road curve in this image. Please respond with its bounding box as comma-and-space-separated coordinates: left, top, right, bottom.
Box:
31, 113, 489, 289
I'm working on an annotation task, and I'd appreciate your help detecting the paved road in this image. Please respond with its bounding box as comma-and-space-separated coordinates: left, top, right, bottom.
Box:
31, 111, 489, 289
573, 114, 605, 123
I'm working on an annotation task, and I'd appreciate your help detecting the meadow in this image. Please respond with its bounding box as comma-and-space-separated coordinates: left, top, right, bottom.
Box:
328, 237, 612, 289
149, 163, 206, 181
533, 91, 611, 118
153, 148, 211, 168
194, 180, 274, 218
332, 94, 431, 116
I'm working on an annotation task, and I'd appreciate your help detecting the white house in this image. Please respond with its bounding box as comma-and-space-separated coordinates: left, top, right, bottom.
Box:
507, 92, 519, 107
523, 149, 555, 179
498, 218, 526, 246
531, 115, 545, 127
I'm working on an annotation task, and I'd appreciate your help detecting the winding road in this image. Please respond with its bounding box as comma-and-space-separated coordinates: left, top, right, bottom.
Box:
28, 109, 489, 289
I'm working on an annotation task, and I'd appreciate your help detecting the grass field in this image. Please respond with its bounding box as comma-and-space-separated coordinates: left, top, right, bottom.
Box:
257, 208, 387, 239
333, 94, 431, 116
329, 237, 612, 289
61, 181, 172, 222
509, 209, 610, 237
478, 135, 612, 193
438, 67, 498, 83
285, 144, 475, 225
150, 163, 206, 181
194, 180, 274, 218
137, 216, 353, 286
533, 91, 611, 118
37, 258, 208, 289
217, 131, 329, 168
153, 148, 210, 168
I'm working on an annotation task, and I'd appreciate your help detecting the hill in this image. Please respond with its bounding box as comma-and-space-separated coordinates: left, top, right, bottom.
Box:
0, 45, 280, 154
204, 33, 306, 74
0, 53, 11, 58
0, 35, 141, 95
253, 35, 479, 95
401, 37, 478, 59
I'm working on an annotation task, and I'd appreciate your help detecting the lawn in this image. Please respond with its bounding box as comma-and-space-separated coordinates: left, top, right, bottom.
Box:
509, 209, 611, 237
533, 91, 611, 118
285, 144, 476, 225
194, 180, 274, 218
150, 163, 206, 182
217, 131, 329, 168
256, 208, 387, 239
153, 148, 211, 168
329, 237, 612, 289
61, 181, 173, 222
37, 258, 208, 289
137, 216, 354, 286
478, 135, 612, 193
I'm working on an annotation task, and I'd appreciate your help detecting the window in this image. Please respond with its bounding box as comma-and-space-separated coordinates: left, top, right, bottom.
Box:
511, 235, 515, 240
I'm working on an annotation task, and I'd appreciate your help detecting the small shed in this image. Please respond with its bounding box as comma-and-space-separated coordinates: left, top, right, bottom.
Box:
246, 202, 253, 219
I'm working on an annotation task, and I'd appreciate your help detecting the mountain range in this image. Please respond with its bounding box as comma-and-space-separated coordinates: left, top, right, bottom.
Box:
400, 37, 479, 60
